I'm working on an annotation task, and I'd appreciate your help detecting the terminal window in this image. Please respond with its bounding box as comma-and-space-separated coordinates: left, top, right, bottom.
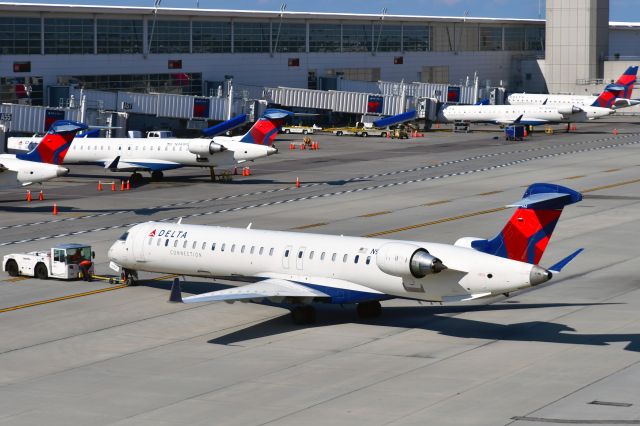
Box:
97, 19, 143, 54
342, 24, 373, 52
403, 25, 431, 52
0, 76, 44, 106
0, 17, 41, 55
375, 25, 401, 52
479, 26, 503, 51
192, 21, 231, 53
309, 24, 341, 52
234, 22, 270, 53
149, 20, 190, 54
44, 18, 94, 54
273, 23, 306, 53
58, 73, 203, 96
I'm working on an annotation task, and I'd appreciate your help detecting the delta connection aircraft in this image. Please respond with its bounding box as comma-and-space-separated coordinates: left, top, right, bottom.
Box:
508, 66, 639, 110
437, 89, 615, 126
13, 109, 288, 185
108, 183, 584, 324
0, 121, 87, 188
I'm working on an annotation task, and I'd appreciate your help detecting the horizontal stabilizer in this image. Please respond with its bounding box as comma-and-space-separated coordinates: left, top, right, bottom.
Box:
182, 278, 329, 304
507, 183, 583, 210
548, 248, 584, 273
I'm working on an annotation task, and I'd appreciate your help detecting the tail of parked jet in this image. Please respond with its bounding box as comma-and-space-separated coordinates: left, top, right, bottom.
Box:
239, 109, 292, 146
17, 120, 88, 165
591, 66, 639, 108
614, 65, 638, 99
468, 183, 582, 265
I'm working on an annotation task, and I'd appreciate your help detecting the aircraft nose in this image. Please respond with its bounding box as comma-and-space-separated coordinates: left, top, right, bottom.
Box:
107, 242, 121, 262
530, 265, 552, 286
56, 167, 69, 177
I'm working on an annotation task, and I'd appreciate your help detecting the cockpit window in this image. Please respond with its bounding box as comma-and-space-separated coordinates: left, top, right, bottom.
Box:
118, 232, 129, 241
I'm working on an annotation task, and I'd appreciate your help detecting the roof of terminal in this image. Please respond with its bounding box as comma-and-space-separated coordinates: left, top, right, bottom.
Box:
0, 2, 546, 24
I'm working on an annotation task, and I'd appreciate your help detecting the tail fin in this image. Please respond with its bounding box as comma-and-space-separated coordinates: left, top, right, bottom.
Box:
17, 120, 87, 165
239, 109, 292, 146
614, 65, 638, 99
471, 183, 582, 264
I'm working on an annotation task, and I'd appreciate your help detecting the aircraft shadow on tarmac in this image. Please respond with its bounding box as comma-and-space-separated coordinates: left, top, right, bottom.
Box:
141, 280, 640, 352
206, 303, 640, 352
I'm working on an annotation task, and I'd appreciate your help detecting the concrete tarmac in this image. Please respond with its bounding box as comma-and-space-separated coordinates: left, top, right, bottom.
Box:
0, 118, 639, 425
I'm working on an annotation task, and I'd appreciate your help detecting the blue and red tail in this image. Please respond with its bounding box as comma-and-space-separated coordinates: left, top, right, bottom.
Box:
614, 65, 638, 99
239, 109, 292, 146
17, 120, 87, 165
592, 66, 639, 108
471, 183, 582, 265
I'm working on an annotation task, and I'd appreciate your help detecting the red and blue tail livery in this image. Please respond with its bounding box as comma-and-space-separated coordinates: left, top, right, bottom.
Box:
17, 120, 88, 165
592, 66, 639, 108
239, 109, 292, 146
471, 183, 582, 265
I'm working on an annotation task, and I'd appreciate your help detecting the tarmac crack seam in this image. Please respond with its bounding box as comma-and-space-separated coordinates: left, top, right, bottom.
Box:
0, 134, 636, 233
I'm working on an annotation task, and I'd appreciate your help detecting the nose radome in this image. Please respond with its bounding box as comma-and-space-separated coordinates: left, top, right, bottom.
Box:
530, 265, 552, 286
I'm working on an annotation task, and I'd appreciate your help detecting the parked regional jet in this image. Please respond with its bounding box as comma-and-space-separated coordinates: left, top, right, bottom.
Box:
508, 66, 639, 109
108, 183, 583, 324
437, 100, 613, 126
16, 110, 287, 185
0, 121, 87, 188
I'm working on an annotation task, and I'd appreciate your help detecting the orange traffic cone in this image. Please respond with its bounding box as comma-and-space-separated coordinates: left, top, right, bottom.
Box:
26, 190, 32, 202
111, 182, 116, 191
315, 142, 319, 150
98, 181, 103, 191
295, 177, 300, 188
38, 190, 44, 201
290, 143, 295, 150
120, 180, 125, 191
126, 180, 131, 191
571, 124, 577, 131
53, 203, 58, 216
614, 128, 619, 135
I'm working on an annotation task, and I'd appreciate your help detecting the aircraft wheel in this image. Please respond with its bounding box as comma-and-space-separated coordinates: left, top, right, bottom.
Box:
5, 260, 19, 277
361, 132, 368, 137
34, 263, 49, 280
336, 131, 343, 136
357, 301, 382, 318
285, 129, 291, 134
130, 173, 144, 186
151, 170, 164, 181
291, 305, 316, 325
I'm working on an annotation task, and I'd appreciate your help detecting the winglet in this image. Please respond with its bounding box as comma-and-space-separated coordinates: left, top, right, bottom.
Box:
168, 278, 183, 303
548, 248, 584, 273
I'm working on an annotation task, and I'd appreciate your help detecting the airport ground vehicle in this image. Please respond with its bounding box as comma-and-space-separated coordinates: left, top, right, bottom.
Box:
3, 243, 95, 280
281, 125, 319, 135
505, 125, 526, 141
331, 122, 389, 137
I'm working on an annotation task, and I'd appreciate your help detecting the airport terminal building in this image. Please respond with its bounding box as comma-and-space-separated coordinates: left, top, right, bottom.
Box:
0, 1, 637, 133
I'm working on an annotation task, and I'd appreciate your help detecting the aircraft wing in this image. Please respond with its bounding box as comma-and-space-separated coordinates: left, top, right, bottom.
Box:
102, 158, 183, 172
175, 278, 331, 304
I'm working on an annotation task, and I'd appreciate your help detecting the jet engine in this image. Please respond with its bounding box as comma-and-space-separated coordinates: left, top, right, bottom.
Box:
555, 105, 582, 115
376, 242, 446, 279
188, 140, 225, 156
16, 165, 68, 184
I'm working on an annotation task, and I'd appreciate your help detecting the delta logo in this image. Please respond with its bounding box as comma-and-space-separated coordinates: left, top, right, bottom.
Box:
148, 229, 188, 238
149, 229, 157, 237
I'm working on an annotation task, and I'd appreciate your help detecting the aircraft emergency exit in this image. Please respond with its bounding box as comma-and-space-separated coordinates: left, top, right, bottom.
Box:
0, 120, 87, 188
108, 183, 584, 324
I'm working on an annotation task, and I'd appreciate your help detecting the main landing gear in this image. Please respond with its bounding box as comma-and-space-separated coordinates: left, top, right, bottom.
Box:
129, 172, 144, 186
151, 170, 164, 181
357, 301, 382, 319
291, 305, 316, 325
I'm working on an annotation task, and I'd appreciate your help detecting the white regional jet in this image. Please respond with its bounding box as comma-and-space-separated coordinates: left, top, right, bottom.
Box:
26, 110, 287, 185
508, 66, 639, 110
0, 121, 87, 188
108, 183, 584, 324
437, 99, 614, 126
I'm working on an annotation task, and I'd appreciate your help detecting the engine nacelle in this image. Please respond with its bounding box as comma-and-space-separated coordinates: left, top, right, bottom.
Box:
556, 105, 582, 115
188, 140, 225, 156
376, 242, 446, 279
16, 164, 67, 184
